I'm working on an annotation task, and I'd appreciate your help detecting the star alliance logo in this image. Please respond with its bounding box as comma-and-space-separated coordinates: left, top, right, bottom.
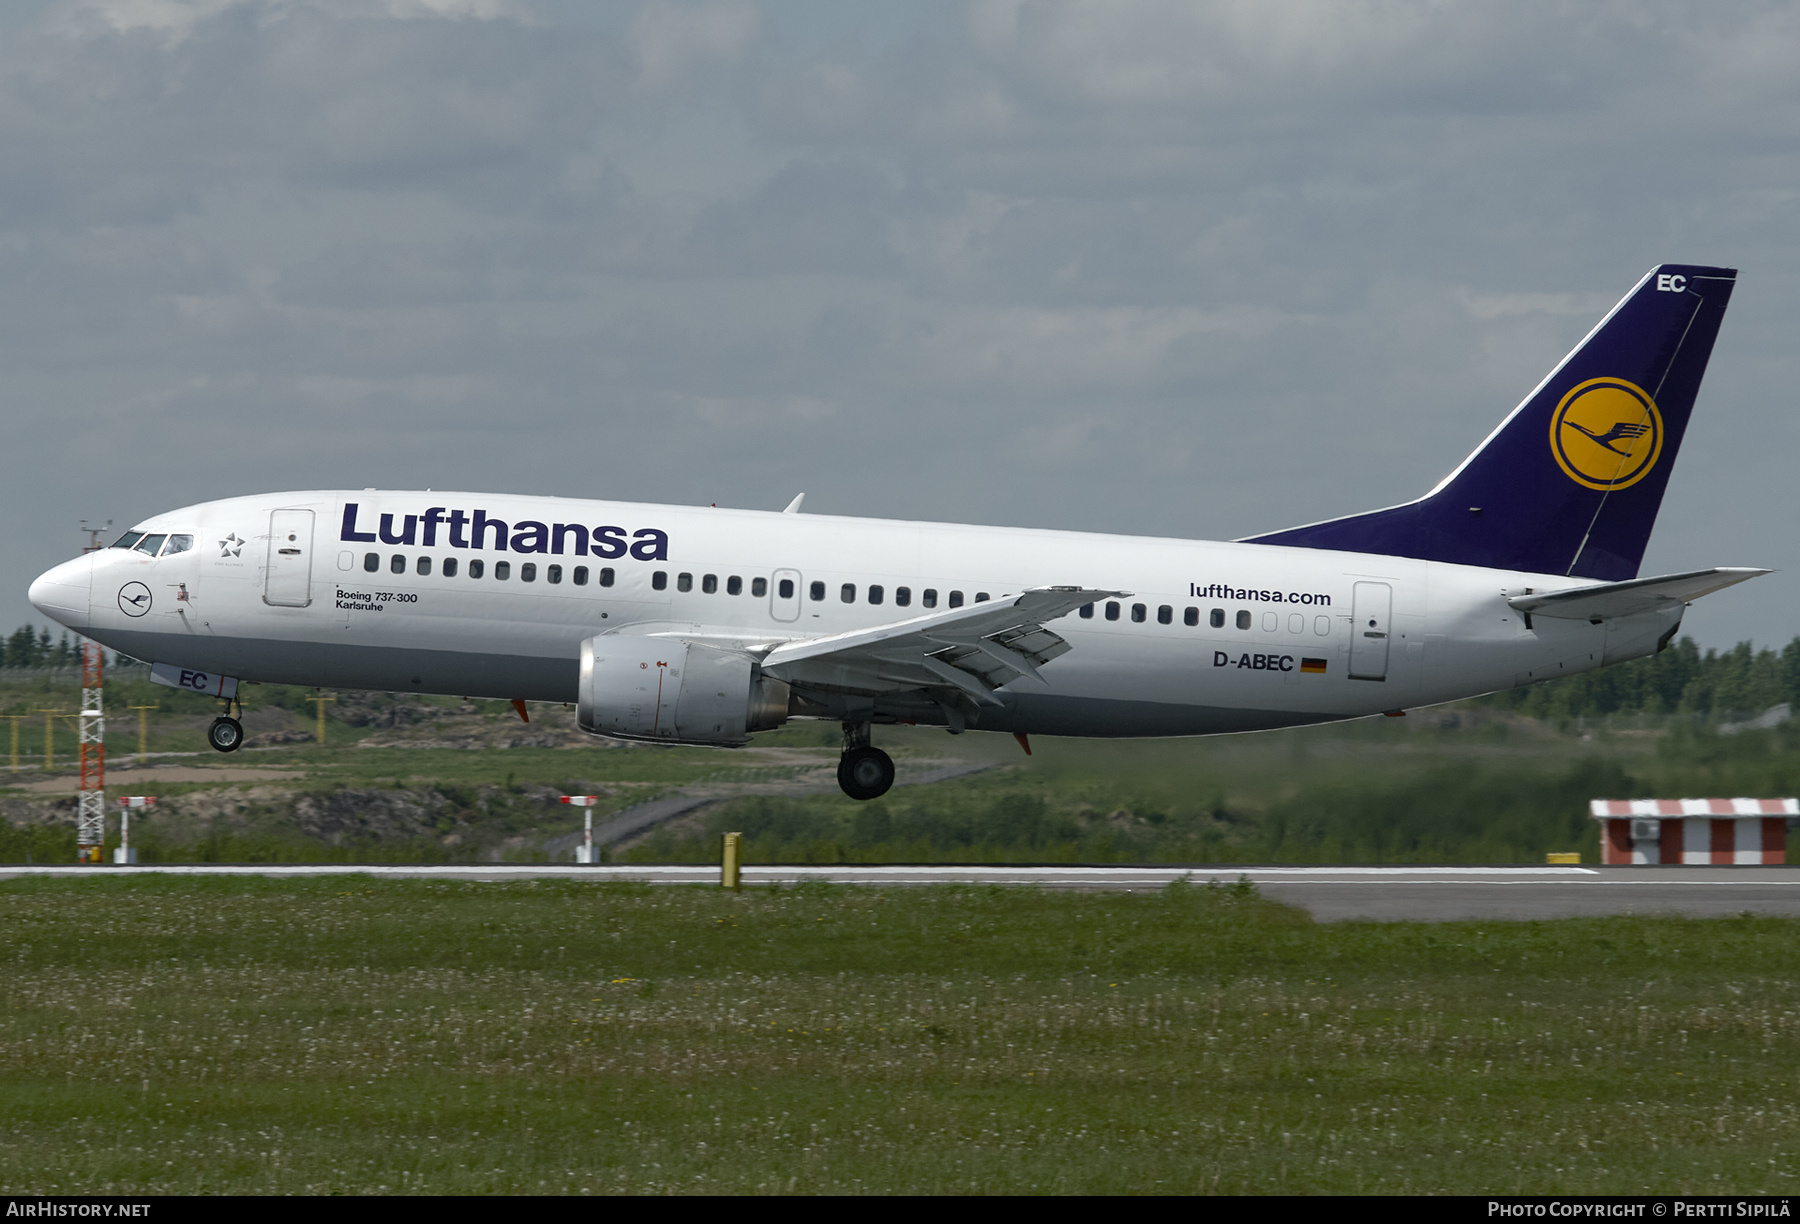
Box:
219, 532, 244, 558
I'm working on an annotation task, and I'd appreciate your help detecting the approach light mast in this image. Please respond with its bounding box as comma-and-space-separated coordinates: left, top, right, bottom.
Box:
75, 521, 108, 864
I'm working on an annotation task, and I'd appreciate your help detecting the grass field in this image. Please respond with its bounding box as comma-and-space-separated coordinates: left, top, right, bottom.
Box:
2, 876, 1797, 1194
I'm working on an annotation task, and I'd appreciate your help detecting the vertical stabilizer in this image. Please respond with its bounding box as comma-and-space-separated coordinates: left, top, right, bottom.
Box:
1244, 264, 1736, 580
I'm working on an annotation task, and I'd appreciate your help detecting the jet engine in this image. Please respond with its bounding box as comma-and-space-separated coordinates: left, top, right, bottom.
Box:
578, 635, 789, 746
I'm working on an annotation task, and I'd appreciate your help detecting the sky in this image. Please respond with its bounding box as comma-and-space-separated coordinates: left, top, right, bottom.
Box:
4, 0, 1798, 650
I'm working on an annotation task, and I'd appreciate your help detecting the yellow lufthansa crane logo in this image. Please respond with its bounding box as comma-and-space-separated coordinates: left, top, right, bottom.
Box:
1549, 377, 1664, 491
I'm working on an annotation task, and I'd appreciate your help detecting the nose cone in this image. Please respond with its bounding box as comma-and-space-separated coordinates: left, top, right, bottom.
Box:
29, 554, 93, 631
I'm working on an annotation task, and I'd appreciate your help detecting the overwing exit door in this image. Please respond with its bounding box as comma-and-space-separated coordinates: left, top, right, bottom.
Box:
770, 569, 802, 623
1349, 581, 1392, 680
264, 509, 315, 607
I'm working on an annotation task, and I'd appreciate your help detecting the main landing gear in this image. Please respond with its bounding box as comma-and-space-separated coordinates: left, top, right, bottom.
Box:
837, 722, 894, 801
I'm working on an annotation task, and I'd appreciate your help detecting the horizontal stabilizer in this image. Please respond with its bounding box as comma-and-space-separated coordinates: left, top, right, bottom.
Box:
1508, 567, 1769, 621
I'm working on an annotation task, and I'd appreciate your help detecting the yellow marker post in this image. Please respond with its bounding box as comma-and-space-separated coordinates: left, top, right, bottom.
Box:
1546, 852, 1582, 865
721, 831, 742, 891
306, 694, 336, 746
34, 709, 61, 771
1, 715, 25, 772
129, 705, 157, 763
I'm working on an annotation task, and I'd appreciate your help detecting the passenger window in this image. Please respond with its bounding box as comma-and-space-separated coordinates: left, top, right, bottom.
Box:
776, 579, 792, 600
136, 534, 168, 556
841, 584, 856, 603
677, 573, 693, 593
753, 577, 768, 598
1131, 604, 1147, 623
652, 571, 667, 590
1314, 616, 1330, 636
443, 558, 458, 578
895, 587, 910, 607
1080, 603, 1094, 619
1288, 613, 1304, 634
521, 563, 537, 582
161, 535, 194, 556
1236, 610, 1251, 630
923, 589, 938, 608
390, 554, 405, 575
547, 564, 562, 584
470, 560, 485, 579
1184, 607, 1198, 627
948, 591, 964, 608
810, 581, 825, 601
1105, 602, 1120, 621
417, 556, 432, 576
975, 592, 989, 602
112, 532, 144, 550
599, 568, 614, 587
868, 585, 884, 605
1158, 605, 1172, 625
1211, 608, 1225, 628
702, 574, 717, 594
572, 566, 587, 585
727, 576, 742, 596
363, 552, 379, 573
1262, 612, 1277, 632
495, 561, 511, 581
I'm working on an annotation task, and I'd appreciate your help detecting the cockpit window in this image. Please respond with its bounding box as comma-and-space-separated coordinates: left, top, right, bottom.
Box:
160, 534, 194, 557
112, 531, 144, 550
134, 534, 167, 556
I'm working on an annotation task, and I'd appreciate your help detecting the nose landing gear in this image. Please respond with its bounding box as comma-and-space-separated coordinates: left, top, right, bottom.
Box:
837, 721, 894, 801
207, 716, 244, 753
207, 694, 245, 754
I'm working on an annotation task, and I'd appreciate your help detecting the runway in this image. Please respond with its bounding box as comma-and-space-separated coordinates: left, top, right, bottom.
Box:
5, 863, 1800, 920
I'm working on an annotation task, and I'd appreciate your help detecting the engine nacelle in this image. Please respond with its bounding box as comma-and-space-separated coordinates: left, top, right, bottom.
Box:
578, 635, 789, 746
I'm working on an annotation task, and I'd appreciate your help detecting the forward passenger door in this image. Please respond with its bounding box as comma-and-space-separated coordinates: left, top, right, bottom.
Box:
263, 509, 315, 608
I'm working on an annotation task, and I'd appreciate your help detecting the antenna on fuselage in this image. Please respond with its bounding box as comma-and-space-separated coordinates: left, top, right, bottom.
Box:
782, 493, 805, 514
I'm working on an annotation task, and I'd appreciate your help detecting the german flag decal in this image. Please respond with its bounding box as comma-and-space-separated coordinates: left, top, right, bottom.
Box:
1300, 658, 1328, 674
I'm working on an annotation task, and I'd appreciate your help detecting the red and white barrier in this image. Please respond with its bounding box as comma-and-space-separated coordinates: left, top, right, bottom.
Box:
1590, 798, 1793, 865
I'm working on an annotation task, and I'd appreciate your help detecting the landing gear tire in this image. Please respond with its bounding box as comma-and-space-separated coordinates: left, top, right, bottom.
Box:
207, 717, 244, 754
837, 746, 895, 801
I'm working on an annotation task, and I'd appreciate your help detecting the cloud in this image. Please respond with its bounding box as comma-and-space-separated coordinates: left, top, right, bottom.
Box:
2, 1, 1799, 650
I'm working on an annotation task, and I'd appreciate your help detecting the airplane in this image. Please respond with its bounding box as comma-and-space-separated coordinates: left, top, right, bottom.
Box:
28, 263, 1765, 802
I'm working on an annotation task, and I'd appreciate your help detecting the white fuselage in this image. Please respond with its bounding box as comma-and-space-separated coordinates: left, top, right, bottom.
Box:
28, 490, 1680, 738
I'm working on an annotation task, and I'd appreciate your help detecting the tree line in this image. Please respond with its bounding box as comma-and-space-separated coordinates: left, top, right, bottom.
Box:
1477, 635, 1799, 722
1, 623, 144, 671
3, 624, 79, 670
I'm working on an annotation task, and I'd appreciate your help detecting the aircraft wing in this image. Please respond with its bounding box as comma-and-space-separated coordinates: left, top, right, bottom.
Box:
1508, 567, 1770, 621
759, 586, 1126, 705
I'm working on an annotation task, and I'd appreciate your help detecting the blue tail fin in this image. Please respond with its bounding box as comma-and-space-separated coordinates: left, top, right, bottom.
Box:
1244, 264, 1737, 580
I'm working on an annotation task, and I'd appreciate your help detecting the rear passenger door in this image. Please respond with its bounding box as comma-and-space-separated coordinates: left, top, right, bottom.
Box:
1348, 581, 1391, 680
